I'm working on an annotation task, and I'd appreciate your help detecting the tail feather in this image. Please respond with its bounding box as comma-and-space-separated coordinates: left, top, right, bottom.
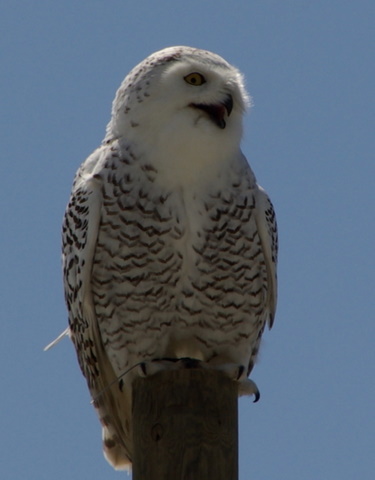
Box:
102, 426, 131, 471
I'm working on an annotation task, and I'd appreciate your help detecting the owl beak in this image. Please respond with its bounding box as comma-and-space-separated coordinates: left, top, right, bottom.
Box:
191, 94, 233, 129
222, 94, 234, 116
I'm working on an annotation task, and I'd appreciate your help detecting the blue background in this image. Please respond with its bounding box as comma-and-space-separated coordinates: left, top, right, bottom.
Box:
1, 1, 374, 479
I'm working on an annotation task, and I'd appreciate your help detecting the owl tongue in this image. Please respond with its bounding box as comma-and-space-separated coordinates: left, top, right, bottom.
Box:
191, 94, 233, 130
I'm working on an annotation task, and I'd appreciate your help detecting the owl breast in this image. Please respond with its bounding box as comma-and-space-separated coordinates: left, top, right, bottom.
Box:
90, 153, 268, 377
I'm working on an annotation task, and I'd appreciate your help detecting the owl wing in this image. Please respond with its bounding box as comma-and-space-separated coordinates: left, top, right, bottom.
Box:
62, 148, 132, 469
62, 151, 103, 387
254, 185, 278, 328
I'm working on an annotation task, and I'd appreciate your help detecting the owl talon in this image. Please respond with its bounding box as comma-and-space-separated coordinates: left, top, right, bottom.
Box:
253, 388, 260, 403
139, 362, 148, 377
238, 378, 260, 402
236, 365, 245, 380
212, 363, 246, 381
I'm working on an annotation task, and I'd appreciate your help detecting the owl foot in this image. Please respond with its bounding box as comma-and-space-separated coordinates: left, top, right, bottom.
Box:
138, 358, 259, 402
211, 363, 260, 402
238, 378, 260, 401
138, 357, 203, 376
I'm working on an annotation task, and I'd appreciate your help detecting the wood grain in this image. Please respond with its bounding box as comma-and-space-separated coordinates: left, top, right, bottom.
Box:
132, 368, 238, 480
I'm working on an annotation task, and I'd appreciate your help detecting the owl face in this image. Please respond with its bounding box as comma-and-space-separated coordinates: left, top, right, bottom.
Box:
107, 47, 250, 154
155, 51, 248, 130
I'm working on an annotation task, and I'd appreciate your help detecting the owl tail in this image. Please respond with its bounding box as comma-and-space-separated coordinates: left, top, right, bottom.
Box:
102, 426, 132, 471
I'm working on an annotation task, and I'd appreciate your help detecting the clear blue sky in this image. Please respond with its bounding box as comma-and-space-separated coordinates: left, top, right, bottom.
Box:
1, 1, 374, 479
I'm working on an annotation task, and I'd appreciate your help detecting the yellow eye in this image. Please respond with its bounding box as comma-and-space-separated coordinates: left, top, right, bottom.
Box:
184, 72, 206, 86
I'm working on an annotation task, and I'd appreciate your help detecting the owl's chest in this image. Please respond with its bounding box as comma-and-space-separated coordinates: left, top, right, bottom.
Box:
92, 173, 262, 308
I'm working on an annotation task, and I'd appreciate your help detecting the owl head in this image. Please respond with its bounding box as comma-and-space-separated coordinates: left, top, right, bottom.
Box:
105, 46, 250, 160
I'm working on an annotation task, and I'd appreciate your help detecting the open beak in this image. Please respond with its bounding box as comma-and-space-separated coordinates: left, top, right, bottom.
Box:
190, 94, 233, 129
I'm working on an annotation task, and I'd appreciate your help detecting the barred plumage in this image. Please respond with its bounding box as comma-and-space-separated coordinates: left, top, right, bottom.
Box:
62, 46, 278, 469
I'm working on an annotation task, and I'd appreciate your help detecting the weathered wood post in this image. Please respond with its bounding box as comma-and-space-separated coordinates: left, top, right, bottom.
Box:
132, 368, 238, 480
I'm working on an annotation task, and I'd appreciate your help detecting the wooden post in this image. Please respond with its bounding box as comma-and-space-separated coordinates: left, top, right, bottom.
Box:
132, 367, 238, 480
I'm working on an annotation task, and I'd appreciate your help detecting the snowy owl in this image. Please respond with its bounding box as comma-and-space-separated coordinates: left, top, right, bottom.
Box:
61, 46, 277, 469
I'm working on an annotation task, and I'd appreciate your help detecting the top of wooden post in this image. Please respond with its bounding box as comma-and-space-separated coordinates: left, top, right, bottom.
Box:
132, 367, 238, 480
